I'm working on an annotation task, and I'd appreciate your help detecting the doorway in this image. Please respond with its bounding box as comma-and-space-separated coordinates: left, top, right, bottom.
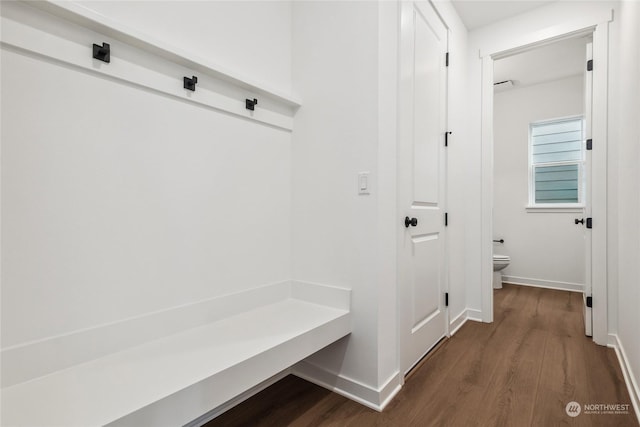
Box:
491, 36, 592, 334
479, 15, 611, 345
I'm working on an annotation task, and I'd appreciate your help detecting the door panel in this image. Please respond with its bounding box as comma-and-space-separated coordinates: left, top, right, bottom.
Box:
399, 1, 448, 375
411, 233, 441, 329
413, 12, 442, 205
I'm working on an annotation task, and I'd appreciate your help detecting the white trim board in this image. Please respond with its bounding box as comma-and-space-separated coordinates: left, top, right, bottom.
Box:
608, 334, 640, 424
1, 1, 298, 131
502, 277, 584, 293
292, 361, 402, 412
29, 0, 301, 108
477, 6, 612, 58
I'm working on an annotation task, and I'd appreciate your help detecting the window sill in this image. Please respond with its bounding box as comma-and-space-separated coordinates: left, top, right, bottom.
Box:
526, 205, 585, 213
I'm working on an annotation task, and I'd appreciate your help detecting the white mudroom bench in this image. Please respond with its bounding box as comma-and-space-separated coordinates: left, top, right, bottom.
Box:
2, 281, 351, 426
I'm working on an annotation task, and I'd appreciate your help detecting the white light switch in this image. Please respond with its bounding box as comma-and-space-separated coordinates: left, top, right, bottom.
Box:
358, 172, 370, 195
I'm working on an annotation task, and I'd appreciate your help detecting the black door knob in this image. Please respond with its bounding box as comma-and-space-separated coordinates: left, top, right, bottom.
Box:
575, 218, 585, 225
405, 217, 418, 228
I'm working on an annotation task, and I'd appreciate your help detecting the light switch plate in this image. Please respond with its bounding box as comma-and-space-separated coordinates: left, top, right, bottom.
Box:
358, 172, 370, 195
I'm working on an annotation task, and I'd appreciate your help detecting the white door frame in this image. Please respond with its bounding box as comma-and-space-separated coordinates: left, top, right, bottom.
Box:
479, 9, 613, 345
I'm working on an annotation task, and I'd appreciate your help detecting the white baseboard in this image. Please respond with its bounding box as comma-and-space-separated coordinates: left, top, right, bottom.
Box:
449, 310, 467, 335
502, 275, 584, 293
293, 306, 483, 413
449, 309, 483, 336
378, 372, 403, 410
466, 308, 483, 322
607, 334, 640, 423
292, 361, 401, 412
186, 370, 292, 427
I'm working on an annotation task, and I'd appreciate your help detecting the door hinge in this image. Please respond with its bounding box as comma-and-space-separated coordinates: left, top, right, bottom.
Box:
586, 296, 592, 308
586, 139, 593, 150
587, 59, 593, 71
446, 52, 449, 67
445, 212, 448, 226
445, 131, 452, 147
586, 218, 593, 229
445, 292, 449, 307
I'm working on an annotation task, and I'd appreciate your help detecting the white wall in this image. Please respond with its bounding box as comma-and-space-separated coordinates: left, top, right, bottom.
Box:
613, 0, 640, 411
75, 1, 292, 91
291, 0, 388, 393
493, 75, 585, 288
1, 0, 293, 350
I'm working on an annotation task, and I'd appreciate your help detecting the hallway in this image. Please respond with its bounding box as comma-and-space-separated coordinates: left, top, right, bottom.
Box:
208, 284, 638, 426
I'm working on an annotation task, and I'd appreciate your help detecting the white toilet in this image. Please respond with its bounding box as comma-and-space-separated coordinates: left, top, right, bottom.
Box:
493, 254, 510, 289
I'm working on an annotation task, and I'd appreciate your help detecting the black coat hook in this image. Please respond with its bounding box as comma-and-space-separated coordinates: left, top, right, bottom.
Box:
184, 76, 198, 91
92, 42, 110, 63
246, 98, 258, 111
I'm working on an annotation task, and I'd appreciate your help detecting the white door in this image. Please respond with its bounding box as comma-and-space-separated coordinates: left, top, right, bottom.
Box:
582, 42, 593, 337
398, 0, 448, 375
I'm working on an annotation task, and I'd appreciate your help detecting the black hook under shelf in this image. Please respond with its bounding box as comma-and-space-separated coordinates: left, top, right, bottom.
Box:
493, 239, 504, 243
184, 76, 198, 91
246, 98, 258, 111
92, 42, 110, 63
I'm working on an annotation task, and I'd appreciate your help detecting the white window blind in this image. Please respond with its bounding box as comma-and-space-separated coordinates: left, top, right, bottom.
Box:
530, 117, 584, 205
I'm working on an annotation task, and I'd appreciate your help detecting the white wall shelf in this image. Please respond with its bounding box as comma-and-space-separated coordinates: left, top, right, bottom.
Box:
1, 1, 300, 131
34, 1, 302, 108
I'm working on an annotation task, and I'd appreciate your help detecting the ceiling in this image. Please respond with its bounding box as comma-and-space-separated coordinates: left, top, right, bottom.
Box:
450, 1, 556, 30
493, 36, 589, 89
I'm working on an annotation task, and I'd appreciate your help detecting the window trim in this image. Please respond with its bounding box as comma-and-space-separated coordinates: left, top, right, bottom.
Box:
527, 115, 585, 210
525, 205, 585, 213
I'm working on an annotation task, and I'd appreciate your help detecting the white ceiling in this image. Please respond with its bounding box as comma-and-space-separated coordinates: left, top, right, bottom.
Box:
450, 0, 556, 30
494, 36, 589, 89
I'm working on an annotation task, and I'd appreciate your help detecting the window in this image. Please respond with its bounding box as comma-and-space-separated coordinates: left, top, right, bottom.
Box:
529, 117, 584, 207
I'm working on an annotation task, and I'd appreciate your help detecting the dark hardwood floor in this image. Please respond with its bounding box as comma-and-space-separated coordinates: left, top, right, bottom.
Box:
206, 284, 638, 427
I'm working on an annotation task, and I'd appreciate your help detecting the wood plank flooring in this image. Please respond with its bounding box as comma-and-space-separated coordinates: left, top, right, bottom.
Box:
205, 284, 638, 427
